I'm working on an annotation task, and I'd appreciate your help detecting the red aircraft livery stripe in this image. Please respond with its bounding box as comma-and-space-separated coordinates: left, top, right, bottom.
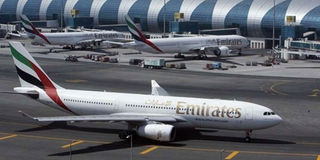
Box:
29, 62, 75, 114
30, 24, 51, 44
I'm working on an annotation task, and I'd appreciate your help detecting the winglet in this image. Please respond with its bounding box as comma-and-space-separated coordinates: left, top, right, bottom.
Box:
151, 80, 169, 96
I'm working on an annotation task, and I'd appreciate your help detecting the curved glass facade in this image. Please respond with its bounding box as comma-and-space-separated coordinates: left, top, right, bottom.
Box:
0, 0, 19, 21
73, 0, 93, 17
225, 0, 253, 36
1, 0, 320, 38
46, 0, 67, 20
190, 0, 217, 29
98, 0, 121, 25
157, 0, 183, 32
301, 6, 320, 34
261, 0, 291, 38
23, 0, 42, 20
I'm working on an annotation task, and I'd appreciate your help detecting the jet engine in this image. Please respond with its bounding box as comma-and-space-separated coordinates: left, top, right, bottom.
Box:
137, 124, 176, 142
213, 46, 230, 57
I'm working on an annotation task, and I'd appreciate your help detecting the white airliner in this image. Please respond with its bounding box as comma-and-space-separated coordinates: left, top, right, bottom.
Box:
8, 41, 281, 142
19, 15, 125, 49
110, 16, 249, 58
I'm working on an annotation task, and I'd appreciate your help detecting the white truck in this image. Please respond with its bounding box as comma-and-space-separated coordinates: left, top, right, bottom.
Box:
140, 59, 165, 69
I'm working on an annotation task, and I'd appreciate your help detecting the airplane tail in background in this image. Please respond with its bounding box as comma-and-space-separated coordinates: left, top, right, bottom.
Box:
20, 15, 51, 44
9, 41, 63, 89
124, 15, 163, 53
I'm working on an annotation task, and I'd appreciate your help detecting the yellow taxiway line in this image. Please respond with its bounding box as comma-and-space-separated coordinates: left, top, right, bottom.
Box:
0, 134, 17, 141
157, 146, 318, 157
65, 79, 88, 83
61, 140, 84, 148
225, 151, 239, 160
270, 81, 289, 96
140, 146, 159, 155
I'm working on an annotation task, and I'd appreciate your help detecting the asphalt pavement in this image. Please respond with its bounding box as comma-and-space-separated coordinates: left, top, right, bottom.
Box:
0, 54, 319, 160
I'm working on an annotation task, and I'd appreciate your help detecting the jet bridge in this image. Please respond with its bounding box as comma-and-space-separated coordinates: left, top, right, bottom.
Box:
277, 38, 320, 60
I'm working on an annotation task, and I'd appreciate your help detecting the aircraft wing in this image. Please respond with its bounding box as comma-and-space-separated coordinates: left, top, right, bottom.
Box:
151, 80, 170, 96
75, 39, 127, 48
7, 32, 29, 39
101, 40, 125, 47
189, 46, 218, 52
76, 39, 103, 46
19, 111, 186, 123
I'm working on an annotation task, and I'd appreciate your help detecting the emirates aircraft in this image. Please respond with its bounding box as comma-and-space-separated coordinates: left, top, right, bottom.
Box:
110, 16, 249, 58
7, 41, 281, 142
19, 15, 125, 49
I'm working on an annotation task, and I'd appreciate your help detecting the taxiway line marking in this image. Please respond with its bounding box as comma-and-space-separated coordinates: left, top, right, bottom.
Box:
140, 146, 159, 155
0, 121, 41, 127
157, 146, 318, 157
309, 89, 320, 97
65, 79, 88, 83
225, 151, 239, 160
317, 155, 320, 160
0, 134, 17, 141
0, 131, 110, 144
61, 140, 84, 148
296, 142, 320, 146
270, 81, 289, 96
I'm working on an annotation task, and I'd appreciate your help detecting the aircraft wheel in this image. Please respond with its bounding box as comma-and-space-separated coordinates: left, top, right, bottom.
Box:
245, 136, 251, 142
119, 131, 130, 139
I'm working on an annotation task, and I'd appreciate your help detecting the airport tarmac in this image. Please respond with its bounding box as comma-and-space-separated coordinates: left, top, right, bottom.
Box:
1, 39, 320, 79
0, 53, 319, 160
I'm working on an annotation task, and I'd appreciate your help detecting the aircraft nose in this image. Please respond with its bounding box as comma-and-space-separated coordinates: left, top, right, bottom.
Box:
273, 115, 283, 125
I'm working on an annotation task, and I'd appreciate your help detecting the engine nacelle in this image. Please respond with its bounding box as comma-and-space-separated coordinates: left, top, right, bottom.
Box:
137, 124, 176, 142
213, 46, 230, 57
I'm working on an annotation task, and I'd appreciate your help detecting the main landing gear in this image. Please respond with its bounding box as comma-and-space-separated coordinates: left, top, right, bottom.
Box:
195, 50, 208, 60
119, 125, 136, 140
238, 49, 242, 56
174, 53, 185, 58
119, 131, 134, 140
245, 130, 253, 142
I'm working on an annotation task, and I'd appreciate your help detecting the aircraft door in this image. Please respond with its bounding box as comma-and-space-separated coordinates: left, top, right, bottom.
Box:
245, 106, 253, 120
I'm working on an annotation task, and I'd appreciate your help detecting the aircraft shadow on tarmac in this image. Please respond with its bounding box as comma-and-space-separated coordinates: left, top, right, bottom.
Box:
17, 123, 294, 156
30, 48, 112, 54
141, 55, 245, 66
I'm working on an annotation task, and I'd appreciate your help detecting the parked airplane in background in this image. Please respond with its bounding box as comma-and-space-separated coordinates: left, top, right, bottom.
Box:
19, 15, 125, 49
7, 41, 281, 142
110, 15, 249, 59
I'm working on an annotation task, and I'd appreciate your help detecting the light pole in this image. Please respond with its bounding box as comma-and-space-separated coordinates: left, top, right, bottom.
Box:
220, 149, 225, 160
69, 140, 75, 160
163, 0, 166, 36
60, 0, 64, 29
272, 0, 276, 49
127, 134, 133, 160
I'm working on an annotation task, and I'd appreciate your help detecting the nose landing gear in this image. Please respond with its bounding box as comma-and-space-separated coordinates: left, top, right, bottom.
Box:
245, 130, 253, 142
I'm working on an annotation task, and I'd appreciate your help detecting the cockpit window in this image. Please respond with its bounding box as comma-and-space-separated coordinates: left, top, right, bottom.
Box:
264, 112, 276, 116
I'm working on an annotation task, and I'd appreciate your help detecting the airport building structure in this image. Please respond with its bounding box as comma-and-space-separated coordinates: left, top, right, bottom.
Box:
1, 0, 320, 48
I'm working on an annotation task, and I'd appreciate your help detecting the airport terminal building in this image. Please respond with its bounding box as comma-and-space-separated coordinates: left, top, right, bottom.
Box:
0, 0, 320, 39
